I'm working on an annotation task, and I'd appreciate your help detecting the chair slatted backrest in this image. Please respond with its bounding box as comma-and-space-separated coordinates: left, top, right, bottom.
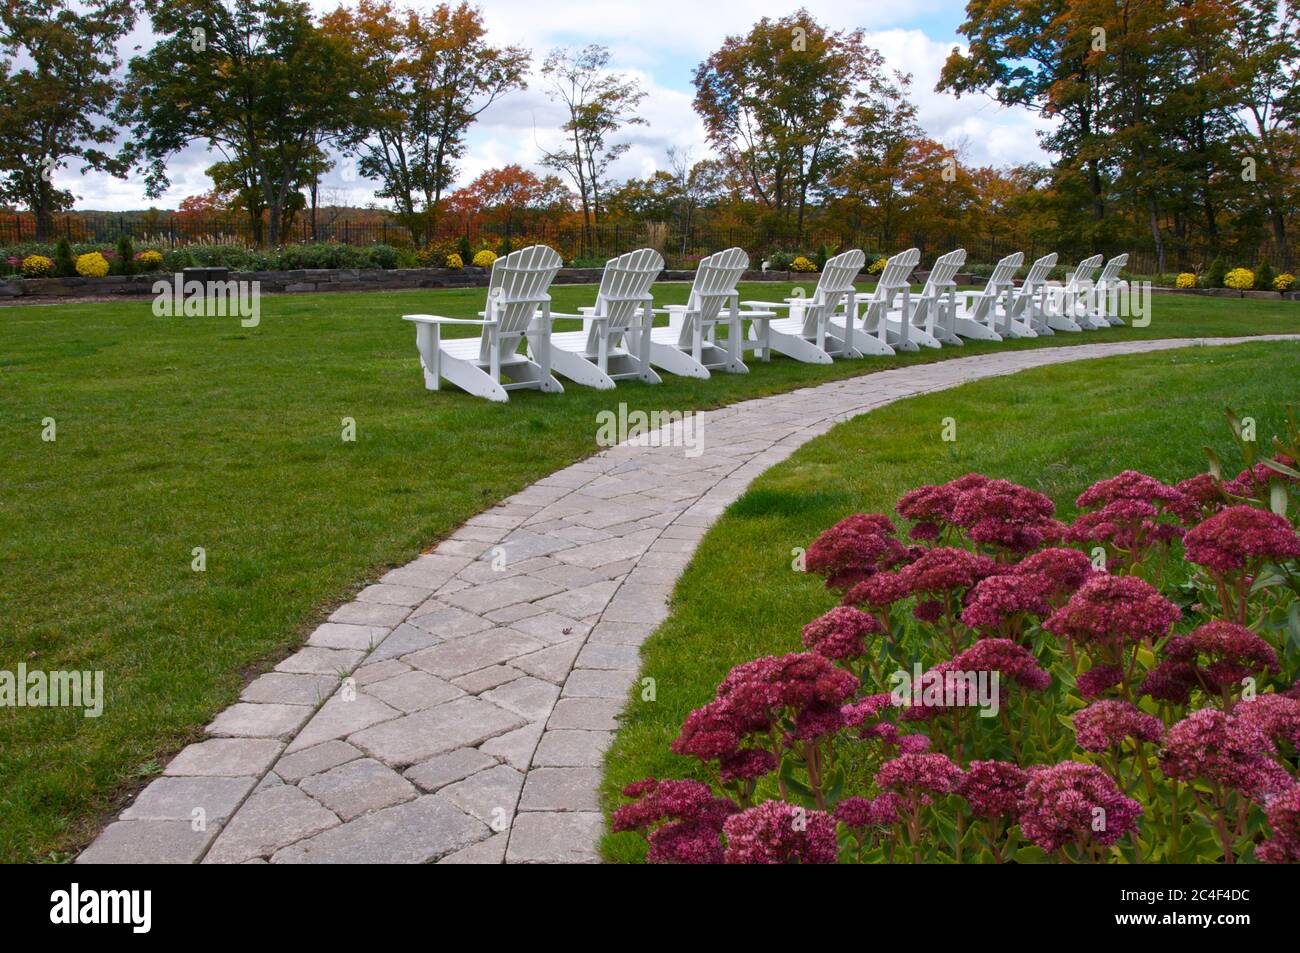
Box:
922, 248, 967, 293
874, 247, 920, 301
1096, 253, 1128, 286
969, 251, 1024, 321
1022, 252, 1058, 292
592, 247, 664, 337
1064, 253, 1104, 290
797, 249, 865, 336
909, 249, 964, 326
675, 247, 749, 346
486, 245, 564, 337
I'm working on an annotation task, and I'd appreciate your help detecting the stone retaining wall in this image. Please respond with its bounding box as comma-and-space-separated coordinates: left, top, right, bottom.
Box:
5, 266, 1299, 302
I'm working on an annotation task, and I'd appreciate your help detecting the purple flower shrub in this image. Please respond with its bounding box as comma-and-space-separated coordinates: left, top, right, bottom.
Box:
614, 444, 1300, 864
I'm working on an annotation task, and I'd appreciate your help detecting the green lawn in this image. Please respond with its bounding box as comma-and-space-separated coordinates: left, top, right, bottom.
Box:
598, 339, 1300, 863
1, 283, 1298, 863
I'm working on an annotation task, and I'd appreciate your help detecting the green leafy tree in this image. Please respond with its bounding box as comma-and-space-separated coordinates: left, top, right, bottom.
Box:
120, 0, 357, 247
692, 9, 882, 241
324, 0, 529, 244
0, 0, 136, 241
539, 45, 646, 251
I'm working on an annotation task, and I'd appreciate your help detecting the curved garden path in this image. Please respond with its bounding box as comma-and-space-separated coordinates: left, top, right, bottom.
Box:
77, 334, 1300, 864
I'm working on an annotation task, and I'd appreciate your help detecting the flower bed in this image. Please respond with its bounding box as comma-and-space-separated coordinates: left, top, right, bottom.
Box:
613, 414, 1300, 864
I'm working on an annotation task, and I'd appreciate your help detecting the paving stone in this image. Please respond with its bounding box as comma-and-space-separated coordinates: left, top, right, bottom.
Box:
490, 529, 575, 561
437, 832, 508, 864
287, 693, 401, 753
518, 767, 602, 812
529, 564, 611, 588
586, 620, 657, 645
533, 730, 613, 768
357, 582, 437, 606
505, 812, 603, 864
275, 740, 363, 782
441, 575, 563, 613
406, 604, 492, 639
298, 757, 418, 821
561, 668, 637, 699
405, 629, 545, 679
271, 795, 488, 864
438, 765, 524, 825
241, 672, 339, 706
349, 696, 526, 766
574, 642, 642, 671
509, 611, 589, 645
352, 658, 411, 686
364, 670, 463, 712
547, 697, 624, 731
483, 602, 547, 624
207, 703, 313, 740
552, 529, 660, 569
122, 776, 257, 823
165, 738, 284, 777
531, 580, 620, 620
367, 623, 440, 662
307, 622, 389, 651
274, 647, 365, 675
329, 601, 411, 627
404, 748, 499, 793
452, 664, 524, 694
478, 721, 544, 770
203, 786, 340, 863
482, 676, 560, 721
510, 641, 584, 685
78, 820, 218, 865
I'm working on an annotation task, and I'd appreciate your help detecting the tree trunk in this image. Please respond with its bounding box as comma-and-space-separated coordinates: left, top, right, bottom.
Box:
1147, 195, 1165, 275
1271, 206, 1289, 272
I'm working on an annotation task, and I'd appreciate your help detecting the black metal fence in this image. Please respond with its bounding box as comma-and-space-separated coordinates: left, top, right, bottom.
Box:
1, 211, 1291, 275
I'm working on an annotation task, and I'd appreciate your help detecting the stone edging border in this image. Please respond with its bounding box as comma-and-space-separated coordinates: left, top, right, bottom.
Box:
75, 334, 1300, 864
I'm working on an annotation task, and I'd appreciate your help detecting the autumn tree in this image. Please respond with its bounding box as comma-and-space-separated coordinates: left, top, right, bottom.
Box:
0, 0, 135, 241
692, 9, 884, 241
446, 164, 572, 238
323, 0, 530, 244
120, 0, 356, 247
539, 45, 647, 251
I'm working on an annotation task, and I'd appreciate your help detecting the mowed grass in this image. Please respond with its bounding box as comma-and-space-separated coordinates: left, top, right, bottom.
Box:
0, 282, 1297, 863
598, 340, 1300, 863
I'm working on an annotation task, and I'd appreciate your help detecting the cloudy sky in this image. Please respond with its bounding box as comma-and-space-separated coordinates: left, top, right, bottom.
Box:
73, 0, 1056, 211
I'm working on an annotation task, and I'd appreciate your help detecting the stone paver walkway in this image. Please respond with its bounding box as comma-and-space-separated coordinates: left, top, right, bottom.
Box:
76, 335, 1298, 864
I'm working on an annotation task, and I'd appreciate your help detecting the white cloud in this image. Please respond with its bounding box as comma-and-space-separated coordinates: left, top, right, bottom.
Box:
62, 0, 1055, 210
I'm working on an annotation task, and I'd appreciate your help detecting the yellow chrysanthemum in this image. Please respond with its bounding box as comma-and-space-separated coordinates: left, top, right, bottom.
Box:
472, 249, 497, 268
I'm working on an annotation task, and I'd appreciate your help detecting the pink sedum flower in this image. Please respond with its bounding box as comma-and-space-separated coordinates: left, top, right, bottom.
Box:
1159, 708, 1292, 798
960, 572, 1053, 632
612, 778, 738, 864
805, 513, 906, 590
1183, 505, 1300, 574
875, 752, 965, 796
959, 760, 1029, 818
950, 638, 1052, 692
1076, 664, 1125, 699
1018, 761, 1142, 852
1043, 573, 1180, 644
1235, 694, 1300, 749
842, 571, 909, 608
801, 606, 882, 661
722, 801, 839, 864
1256, 784, 1300, 864
1073, 700, 1163, 752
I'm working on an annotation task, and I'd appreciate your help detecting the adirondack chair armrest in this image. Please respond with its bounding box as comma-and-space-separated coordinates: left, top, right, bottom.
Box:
739, 299, 795, 310
403, 314, 495, 326
737, 308, 776, 319
546, 311, 586, 319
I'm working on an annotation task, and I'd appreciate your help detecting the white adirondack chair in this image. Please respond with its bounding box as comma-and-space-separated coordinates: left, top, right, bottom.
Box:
1045, 254, 1104, 331
630, 247, 775, 378
528, 248, 664, 389
1005, 252, 1059, 336
950, 252, 1022, 341
739, 249, 888, 361
829, 247, 917, 352
1089, 253, 1129, 326
403, 245, 564, 402
903, 248, 966, 347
